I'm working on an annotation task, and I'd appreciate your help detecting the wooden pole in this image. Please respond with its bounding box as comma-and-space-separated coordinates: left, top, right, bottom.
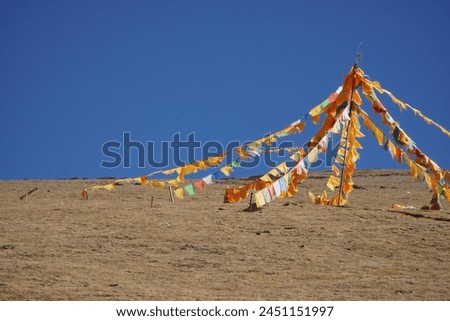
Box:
19, 187, 38, 200
249, 192, 254, 212
151, 196, 154, 208
337, 57, 360, 206
168, 186, 174, 203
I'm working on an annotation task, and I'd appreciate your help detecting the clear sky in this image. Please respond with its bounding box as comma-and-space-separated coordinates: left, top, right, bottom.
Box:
1, 0, 449, 179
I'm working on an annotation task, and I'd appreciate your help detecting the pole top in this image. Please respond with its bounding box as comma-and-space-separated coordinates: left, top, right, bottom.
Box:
354, 42, 363, 68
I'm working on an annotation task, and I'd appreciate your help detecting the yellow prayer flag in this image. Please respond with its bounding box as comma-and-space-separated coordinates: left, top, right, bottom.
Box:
371, 81, 384, 93
220, 165, 233, 177
308, 147, 319, 163
409, 162, 418, 178
193, 160, 208, 170
332, 165, 340, 176
276, 163, 288, 174
319, 190, 329, 205
353, 126, 365, 138
254, 191, 266, 208
308, 191, 319, 204
290, 151, 301, 162
386, 90, 407, 110
374, 126, 384, 146
332, 193, 347, 206
335, 153, 344, 165
424, 173, 433, 190
443, 186, 450, 202
115, 177, 140, 185
92, 183, 115, 191
174, 187, 184, 199
352, 90, 362, 105
180, 164, 198, 176
162, 168, 178, 175
309, 105, 322, 118
150, 181, 165, 188
206, 155, 225, 166
268, 168, 280, 177
326, 175, 340, 191
167, 179, 179, 186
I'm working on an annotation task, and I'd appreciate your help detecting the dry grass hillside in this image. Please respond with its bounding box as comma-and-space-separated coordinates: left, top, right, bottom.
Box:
1, 170, 449, 300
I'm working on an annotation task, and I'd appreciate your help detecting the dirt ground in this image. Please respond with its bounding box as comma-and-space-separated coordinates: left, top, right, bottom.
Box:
0, 170, 449, 300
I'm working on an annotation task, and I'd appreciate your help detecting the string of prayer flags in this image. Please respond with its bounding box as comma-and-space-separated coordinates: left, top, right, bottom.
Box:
356, 71, 450, 138
361, 109, 446, 209
309, 87, 342, 123
236, 86, 344, 159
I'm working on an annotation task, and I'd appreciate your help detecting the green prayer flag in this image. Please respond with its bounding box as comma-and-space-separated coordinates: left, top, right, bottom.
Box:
184, 184, 195, 196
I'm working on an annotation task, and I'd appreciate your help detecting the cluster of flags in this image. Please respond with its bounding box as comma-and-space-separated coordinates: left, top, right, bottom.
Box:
84, 66, 449, 210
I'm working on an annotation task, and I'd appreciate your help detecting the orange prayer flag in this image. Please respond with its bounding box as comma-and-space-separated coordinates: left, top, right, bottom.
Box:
81, 188, 88, 200
224, 183, 252, 203
372, 100, 387, 114
289, 121, 305, 134
180, 164, 198, 176
140, 176, 149, 186
205, 153, 226, 166
342, 181, 353, 195
311, 114, 321, 124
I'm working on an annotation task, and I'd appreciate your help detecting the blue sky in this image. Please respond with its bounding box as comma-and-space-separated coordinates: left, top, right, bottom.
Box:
1, 0, 449, 179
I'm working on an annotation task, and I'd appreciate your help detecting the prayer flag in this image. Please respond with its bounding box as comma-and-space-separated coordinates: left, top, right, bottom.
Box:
174, 188, 184, 199
184, 184, 195, 196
